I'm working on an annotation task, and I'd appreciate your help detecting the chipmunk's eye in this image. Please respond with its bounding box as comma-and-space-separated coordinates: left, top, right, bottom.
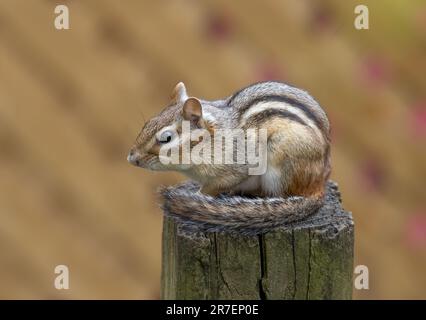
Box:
158, 130, 175, 144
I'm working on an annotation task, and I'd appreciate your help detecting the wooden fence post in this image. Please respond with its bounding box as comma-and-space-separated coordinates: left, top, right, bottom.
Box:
161, 181, 354, 300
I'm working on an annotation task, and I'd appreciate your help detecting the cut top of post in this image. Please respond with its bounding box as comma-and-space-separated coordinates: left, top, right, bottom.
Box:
160, 180, 353, 236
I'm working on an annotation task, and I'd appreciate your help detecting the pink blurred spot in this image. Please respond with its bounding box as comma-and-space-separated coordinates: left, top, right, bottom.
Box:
358, 158, 386, 192
405, 213, 426, 249
408, 103, 426, 138
205, 12, 233, 42
359, 56, 391, 88
310, 5, 335, 33
253, 62, 285, 82
415, 6, 426, 33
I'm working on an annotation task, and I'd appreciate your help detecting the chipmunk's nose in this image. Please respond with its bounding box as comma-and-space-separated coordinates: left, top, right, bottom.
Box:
127, 149, 142, 167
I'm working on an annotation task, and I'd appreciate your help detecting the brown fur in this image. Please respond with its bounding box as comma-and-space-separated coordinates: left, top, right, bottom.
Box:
128, 81, 332, 233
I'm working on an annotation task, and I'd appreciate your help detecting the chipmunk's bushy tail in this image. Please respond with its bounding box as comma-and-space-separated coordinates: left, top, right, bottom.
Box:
160, 182, 323, 235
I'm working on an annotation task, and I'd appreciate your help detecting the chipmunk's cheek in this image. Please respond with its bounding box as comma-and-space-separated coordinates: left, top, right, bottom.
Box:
150, 161, 165, 171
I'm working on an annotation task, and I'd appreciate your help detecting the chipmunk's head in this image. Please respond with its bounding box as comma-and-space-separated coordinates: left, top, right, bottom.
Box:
128, 82, 212, 171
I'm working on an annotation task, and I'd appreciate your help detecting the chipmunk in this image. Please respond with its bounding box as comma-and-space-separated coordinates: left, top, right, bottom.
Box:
128, 81, 331, 233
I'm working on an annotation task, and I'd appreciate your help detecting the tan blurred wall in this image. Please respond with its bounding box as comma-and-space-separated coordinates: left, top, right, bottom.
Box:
0, 0, 425, 299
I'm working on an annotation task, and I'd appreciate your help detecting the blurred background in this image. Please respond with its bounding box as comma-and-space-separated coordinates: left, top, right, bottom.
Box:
0, 0, 425, 299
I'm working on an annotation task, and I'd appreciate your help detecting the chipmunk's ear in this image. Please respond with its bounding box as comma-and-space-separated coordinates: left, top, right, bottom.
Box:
182, 97, 204, 126
170, 82, 188, 104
